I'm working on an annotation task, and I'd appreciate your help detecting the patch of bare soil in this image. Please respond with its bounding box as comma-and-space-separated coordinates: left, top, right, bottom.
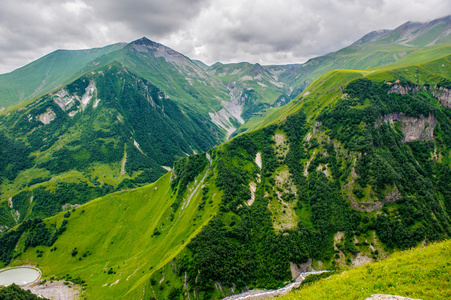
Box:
24, 280, 80, 300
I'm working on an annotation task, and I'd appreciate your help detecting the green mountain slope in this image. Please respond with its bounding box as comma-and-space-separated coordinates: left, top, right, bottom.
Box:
3, 51, 451, 299
281, 239, 451, 299
3, 153, 220, 299
0, 43, 126, 108
115, 38, 230, 114
0, 62, 222, 228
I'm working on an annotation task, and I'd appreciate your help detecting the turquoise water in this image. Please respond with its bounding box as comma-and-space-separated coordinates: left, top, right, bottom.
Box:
0, 267, 41, 286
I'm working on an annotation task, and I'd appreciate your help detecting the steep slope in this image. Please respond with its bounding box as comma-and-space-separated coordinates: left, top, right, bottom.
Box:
212, 16, 451, 137
144, 54, 451, 298
0, 37, 250, 140
4, 53, 451, 299
0, 43, 126, 108
115, 38, 230, 114
243, 43, 451, 134
2, 153, 220, 299
0, 62, 221, 228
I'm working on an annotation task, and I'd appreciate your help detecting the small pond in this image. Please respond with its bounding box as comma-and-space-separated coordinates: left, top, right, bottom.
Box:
0, 267, 41, 286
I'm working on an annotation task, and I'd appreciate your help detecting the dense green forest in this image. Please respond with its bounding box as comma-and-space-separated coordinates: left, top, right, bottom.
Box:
0, 283, 47, 300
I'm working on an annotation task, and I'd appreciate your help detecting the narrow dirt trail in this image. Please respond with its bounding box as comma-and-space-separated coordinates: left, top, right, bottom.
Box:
181, 153, 212, 210
120, 149, 127, 175
222, 270, 329, 300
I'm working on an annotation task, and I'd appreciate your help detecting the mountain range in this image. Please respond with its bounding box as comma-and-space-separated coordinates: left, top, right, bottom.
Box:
0, 15, 451, 300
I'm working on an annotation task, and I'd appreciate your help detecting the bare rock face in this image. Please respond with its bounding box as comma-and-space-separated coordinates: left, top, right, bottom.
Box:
431, 86, 451, 108
290, 258, 313, 279
377, 113, 436, 143
364, 295, 421, 300
53, 88, 76, 111
388, 83, 421, 95
387, 82, 451, 110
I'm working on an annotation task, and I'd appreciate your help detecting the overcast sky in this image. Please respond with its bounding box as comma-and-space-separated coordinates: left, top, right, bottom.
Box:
0, 0, 450, 74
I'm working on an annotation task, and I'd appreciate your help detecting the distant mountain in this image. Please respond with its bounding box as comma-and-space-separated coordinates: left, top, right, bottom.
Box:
374, 15, 451, 47
206, 62, 292, 119
257, 15, 451, 108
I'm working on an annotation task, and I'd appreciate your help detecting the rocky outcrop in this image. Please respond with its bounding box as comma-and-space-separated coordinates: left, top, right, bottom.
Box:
388, 83, 421, 95
387, 82, 451, 109
384, 187, 401, 203
52, 81, 97, 116
376, 112, 436, 143
52, 88, 76, 111
350, 200, 384, 213
431, 86, 451, 108
38, 108, 56, 124
290, 258, 312, 279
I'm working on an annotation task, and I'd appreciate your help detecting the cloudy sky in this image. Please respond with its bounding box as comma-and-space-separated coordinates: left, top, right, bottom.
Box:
0, 0, 450, 74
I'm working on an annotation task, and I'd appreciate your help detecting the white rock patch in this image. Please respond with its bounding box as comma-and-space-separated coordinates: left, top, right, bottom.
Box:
133, 140, 144, 154
247, 182, 257, 206
255, 152, 262, 169
53, 89, 76, 111
39, 108, 56, 124
80, 81, 96, 110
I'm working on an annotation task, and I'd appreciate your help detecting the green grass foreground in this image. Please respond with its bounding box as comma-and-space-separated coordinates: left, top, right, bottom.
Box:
281, 239, 451, 300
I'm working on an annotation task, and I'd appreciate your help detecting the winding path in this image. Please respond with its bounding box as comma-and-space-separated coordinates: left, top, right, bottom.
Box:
181, 153, 212, 210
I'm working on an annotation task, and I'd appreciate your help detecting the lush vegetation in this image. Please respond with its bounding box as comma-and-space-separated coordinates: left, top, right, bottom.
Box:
0, 283, 47, 300
0, 62, 222, 227
317, 78, 451, 247
156, 55, 451, 298
0, 217, 67, 264
1, 35, 450, 300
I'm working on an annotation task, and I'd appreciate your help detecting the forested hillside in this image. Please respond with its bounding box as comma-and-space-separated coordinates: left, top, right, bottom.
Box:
0, 62, 221, 228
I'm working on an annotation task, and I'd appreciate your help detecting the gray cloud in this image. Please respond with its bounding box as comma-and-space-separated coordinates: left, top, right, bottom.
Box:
168, 0, 451, 65
0, 0, 450, 73
0, 0, 210, 73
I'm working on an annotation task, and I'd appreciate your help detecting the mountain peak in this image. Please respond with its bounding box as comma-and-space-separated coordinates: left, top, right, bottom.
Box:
130, 37, 162, 48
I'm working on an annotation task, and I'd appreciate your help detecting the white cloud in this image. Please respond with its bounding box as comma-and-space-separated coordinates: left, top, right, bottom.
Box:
0, 0, 449, 73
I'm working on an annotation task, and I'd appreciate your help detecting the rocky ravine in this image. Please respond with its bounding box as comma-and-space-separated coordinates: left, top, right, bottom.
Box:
222, 270, 329, 300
